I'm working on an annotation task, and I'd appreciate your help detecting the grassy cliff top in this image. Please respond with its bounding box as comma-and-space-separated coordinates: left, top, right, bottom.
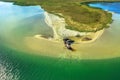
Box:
1, 0, 120, 32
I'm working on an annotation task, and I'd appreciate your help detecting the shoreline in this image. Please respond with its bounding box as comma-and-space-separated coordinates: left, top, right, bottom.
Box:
27, 12, 106, 59
43, 11, 105, 44
4, 12, 119, 60
1, 1, 120, 60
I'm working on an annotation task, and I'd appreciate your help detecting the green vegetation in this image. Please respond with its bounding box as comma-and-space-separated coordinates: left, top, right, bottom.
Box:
1, 0, 120, 32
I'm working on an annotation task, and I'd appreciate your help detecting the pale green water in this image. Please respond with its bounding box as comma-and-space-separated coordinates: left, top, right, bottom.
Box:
0, 1, 120, 80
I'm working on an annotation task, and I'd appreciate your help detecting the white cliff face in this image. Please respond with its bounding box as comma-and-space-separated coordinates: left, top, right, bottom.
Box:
44, 12, 86, 40
44, 12, 62, 40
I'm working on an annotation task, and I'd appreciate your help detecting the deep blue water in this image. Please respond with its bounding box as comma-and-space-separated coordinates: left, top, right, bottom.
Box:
88, 2, 120, 13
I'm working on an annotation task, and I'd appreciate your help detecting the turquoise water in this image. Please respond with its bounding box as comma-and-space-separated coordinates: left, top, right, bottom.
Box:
88, 2, 120, 13
1, 1, 120, 80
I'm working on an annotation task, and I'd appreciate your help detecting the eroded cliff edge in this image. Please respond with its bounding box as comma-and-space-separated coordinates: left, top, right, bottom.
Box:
44, 12, 105, 43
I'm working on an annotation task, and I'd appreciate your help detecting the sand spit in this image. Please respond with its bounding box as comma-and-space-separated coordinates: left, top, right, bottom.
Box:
23, 12, 106, 59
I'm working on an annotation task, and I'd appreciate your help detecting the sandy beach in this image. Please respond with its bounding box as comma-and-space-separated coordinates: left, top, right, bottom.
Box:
23, 28, 117, 60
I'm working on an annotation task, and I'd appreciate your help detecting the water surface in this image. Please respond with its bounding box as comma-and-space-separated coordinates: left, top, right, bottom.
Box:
0, 1, 120, 80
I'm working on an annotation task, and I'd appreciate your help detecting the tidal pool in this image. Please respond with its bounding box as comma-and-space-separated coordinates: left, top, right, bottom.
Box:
0, 1, 120, 80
